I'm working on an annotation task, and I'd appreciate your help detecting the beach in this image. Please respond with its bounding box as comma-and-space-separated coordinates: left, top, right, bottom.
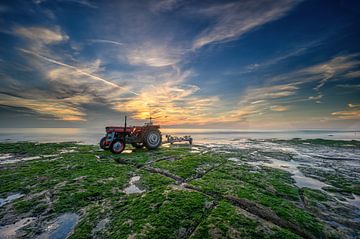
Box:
0, 135, 359, 238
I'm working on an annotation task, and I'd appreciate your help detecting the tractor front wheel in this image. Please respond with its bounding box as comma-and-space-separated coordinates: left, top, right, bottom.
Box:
131, 143, 144, 149
110, 139, 125, 154
99, 137, 108, 150
144, 129, 162, 150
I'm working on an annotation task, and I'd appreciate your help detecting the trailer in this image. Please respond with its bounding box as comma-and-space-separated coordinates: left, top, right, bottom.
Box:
165, 135, 193, 145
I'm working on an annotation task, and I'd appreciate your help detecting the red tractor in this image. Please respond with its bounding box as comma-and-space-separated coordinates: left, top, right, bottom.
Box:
99, 116, 162, 154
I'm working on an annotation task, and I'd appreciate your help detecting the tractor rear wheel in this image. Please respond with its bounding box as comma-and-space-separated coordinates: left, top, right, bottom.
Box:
110, 139, 125, 154
143, 129, 162, 150
131, 143, 144, 149
99, 137, 108, 150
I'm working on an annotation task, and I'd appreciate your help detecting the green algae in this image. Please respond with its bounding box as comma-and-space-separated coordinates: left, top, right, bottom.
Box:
106, 188, 212, 238
278, 138, 360, 148
190, 163, 325, 237
0, 141, 358, 238
191, 200, 301, 239
153, 152, 226, 179
299, 166, 360, 195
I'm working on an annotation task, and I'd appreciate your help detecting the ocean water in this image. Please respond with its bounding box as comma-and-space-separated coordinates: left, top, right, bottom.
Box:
0, 128, 358, 144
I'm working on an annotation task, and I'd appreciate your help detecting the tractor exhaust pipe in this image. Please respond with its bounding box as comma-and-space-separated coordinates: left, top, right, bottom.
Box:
124, 115, 127, 141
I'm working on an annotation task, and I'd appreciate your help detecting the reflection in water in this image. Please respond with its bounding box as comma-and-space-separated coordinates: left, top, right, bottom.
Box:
0, 193, 24, 207
245, 158, 331, 190
38, 213, 79, 239
123, 176, 145, 194
0, 217, 36, 238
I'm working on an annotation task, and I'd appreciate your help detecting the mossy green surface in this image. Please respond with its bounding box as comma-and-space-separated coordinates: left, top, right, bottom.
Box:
190, 163, 324, 237
153, 152, 226, 179
299, 166, 360, 195
0, 141, 358, 238
106, 188, 211, 238
277, 138, 360, 148
191, 200, 301, 239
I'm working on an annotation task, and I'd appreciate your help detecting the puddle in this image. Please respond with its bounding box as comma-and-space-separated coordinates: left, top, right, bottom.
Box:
0, 154, 13, 160
123, 176, 145, 194
346, 194, 360, 209
0, 153, 60, 164
42, 154, 59, 158
0, 156, 41, 164
228, 157, 241, 163
91, 218, 109, 234
59, 149, 77, 154
212, 139, 359, 193
190, 150, 201, 153
246, 157, 331, 190
189, 146, 203, 153
0, 193, 24, 207
38, 213, 79, 239
0, 217, 36, 238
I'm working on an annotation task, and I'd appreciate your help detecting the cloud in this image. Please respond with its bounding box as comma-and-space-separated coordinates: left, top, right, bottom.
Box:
110, 70, 221, 125
12, 43, 219, 125
240, 84, 298, 104
64, 0, 97, 8
271, 54, 360, 102
331, 103, 360, 120
125, 44, 183, 67
336, 84, 360, 89
241, 39, 324, 74
150, 0, 182, 13
344, 71, 360, 78
205, 84, 298, 123
19, 48, 138, 95
332, 110, 360, 120
0, 93, 87, 121
349, 103, 360, 108
270, 105, 288, 112
308, 94, 323, 100
89, 39, 124, 46
193, 0, 298, 50
14, 26, 68, 45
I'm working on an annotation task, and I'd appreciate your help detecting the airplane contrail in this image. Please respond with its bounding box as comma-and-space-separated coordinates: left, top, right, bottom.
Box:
89, 39, 124, 46
18, 48, 139, 96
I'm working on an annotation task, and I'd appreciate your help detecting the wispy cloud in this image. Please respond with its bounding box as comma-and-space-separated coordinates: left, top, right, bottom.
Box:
271, 54, 360, 102
349, 103, 360, 108
150, 0, 182, 13
89, 39, 124, 46
125, 43, 184, 67
270, 105, 289, 112
336, 84, 360, 89
240, 84, 298, 104
344, 71, 360, 78
193, 0, 299, 50
0, 93, 87, 121
57, 0, 97, 8
332, 107, 360, 120
14, 26, 68, 45
18, 48, 139, 95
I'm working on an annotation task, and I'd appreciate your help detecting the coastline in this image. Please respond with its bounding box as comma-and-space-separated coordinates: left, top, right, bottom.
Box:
0, 139, 359, 238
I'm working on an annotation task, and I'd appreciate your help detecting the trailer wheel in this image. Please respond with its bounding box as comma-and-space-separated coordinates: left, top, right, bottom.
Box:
99, 137, 108, 150
131, 143, 144, 149
144, 129, 162, 150
110, 139, 125, 154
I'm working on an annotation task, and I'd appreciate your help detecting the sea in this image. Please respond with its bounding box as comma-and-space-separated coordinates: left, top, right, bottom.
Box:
0, 128, 358, 144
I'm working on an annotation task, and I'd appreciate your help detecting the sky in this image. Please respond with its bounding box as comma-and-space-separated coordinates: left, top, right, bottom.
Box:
0, 0, 359, 129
